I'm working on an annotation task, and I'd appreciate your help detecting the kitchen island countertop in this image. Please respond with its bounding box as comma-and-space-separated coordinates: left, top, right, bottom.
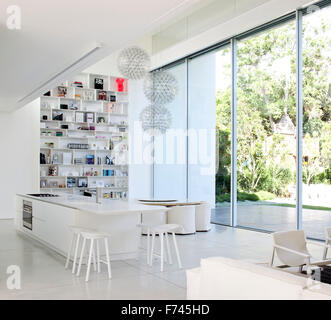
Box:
17, 193, 167, 215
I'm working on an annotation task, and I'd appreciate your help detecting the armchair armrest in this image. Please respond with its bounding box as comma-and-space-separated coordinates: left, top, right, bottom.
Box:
307, 241, 331, 248
273, 244, 310, 259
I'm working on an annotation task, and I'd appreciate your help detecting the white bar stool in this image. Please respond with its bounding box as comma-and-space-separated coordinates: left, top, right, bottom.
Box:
137, 223, 153, 265
65, 226, 97, 274
149, 224, 183, 272
76, 231, 112, 282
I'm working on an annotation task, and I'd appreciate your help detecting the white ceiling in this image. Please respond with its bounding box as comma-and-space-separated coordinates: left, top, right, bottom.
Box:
0, 0, 202, 112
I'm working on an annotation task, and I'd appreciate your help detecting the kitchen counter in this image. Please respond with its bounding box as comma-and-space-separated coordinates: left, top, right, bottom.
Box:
15, 194, 167, 260
17, 193, 166, 215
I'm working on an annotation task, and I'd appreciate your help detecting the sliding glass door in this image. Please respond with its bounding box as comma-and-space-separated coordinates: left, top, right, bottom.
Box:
236, 21, 297, 231
302, 5, 331, 239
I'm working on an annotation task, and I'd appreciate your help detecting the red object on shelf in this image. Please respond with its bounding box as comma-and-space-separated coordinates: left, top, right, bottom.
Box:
116, 78, 125, 92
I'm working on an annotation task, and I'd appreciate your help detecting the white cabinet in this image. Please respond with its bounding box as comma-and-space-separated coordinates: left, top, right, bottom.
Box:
17, 197, 78, 255
33, 200, 77, 253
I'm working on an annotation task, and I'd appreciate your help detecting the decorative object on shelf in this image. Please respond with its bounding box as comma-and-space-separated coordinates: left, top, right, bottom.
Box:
98, 90, 107, 101
78, 178, 88, 188
105, 102, 115, 113
117, 46, 150, 80
57, 86, 67, 97
45, 142, 54, 148
69, 101, 78, 110
75, 112, 85, 123
140, 105, 172, 134
105, 155, 114, 165
86, 112, 94, 124
53, 111, 64, 121
48, 165, 57, 176
40, 180, 47, 188
97, 116, 105, 124
52, 153, 60, 164
83, 90, 94, 101
60, 104, 68, 110
40, 153, 46, 164
109, 94, 116, 102
143, 70, 178, 105
116, 78, 125, 92
109, 139, 114, 150
94, 78, 104, 89
86, 154, 95, 165
74, 158, 83, 164
67, 177, 76, 188
42, 115, 48, 120
50, 181, 58, 188
72, 81, 83, 88
67, 143, 89, 150
40, 168, 46, 177
75, 93, 81, 100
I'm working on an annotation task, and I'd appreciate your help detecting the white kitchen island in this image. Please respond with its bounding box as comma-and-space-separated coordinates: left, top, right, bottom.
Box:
15, 194, 167, 260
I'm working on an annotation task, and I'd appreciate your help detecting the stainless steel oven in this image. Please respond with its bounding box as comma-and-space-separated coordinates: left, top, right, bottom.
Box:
22, 200, 33, 230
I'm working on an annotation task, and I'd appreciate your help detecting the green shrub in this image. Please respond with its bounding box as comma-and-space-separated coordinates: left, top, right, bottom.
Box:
237, 191, 259, 201
216, 190, 276, 203
216, 193, 230, 202
255, 191, 276, 201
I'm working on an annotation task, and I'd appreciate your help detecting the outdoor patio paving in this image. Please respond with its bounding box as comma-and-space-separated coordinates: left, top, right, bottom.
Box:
211, 204, 331, 240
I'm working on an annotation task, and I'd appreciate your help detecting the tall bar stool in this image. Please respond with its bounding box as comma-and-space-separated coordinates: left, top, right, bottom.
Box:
137, 223, 153, 265
76, 231, 112, 282
149, 224, 183, 272
65, 226, 97, 274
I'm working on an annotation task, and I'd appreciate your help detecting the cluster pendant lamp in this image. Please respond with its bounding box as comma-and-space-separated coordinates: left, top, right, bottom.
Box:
117, 46, 178, 135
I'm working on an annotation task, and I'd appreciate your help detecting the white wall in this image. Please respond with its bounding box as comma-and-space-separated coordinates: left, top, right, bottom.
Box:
0, 100, 40, 219
151, 0, 312, 68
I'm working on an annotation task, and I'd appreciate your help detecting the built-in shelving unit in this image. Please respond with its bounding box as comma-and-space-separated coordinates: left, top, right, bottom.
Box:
39, 72, 129, 200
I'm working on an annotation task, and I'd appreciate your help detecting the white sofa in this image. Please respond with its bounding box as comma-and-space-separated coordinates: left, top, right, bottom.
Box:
186, 257, 331, 300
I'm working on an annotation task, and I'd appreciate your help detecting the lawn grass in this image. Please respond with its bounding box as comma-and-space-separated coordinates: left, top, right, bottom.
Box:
216, 191, 331, 211
267, 202, 331, 212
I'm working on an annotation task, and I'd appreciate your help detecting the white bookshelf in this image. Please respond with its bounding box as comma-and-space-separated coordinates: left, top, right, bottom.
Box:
39, 72, 129, 200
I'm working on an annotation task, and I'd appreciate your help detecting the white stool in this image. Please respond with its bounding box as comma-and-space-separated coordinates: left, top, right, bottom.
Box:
137, 223, 153, 265
195, 202, 211, 232
65, 226, 97, 274
150, 224, 183, 272
141, 211, 167, 234
167, 206, 196, 234
76, 231, 112, 282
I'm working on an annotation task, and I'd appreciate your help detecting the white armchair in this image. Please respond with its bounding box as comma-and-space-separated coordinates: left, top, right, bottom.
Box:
270, 230, 331, 276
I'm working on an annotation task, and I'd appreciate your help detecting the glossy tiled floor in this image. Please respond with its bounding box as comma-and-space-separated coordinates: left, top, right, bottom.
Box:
0, 219, 324, 300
